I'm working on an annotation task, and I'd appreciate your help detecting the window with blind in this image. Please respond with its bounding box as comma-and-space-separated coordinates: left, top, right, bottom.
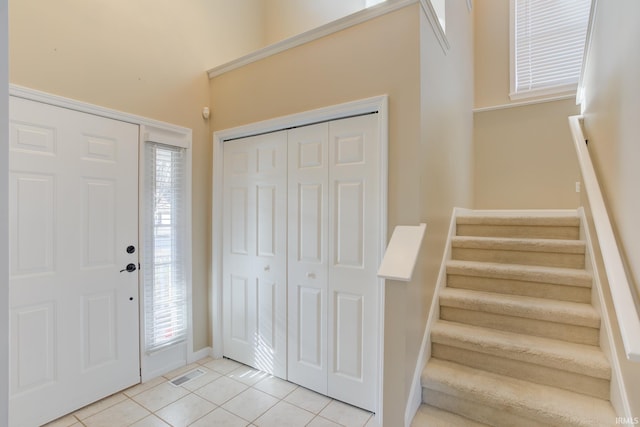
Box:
510, 0, 591, 100
142, 142, 187, 353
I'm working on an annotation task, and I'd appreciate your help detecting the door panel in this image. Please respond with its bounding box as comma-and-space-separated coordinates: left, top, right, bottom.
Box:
83, 178, 116, 266
9, 97, 140, 427
223, 131, 287, 378
327, 114, 379, 411
11, 173, 55, 275
12, 303, 55, 393
334, 180, 364, 267
334, 292, 363, 379
288, 123, 329, 394
83, 292, 117, 369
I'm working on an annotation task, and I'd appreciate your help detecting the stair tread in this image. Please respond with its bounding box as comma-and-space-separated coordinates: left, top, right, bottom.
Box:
439, 288, 600, 327
451, 236, 585, 253
446, 260, 592, 287
457, 214, 581, 227
422, 359, 616, 426
411, 404, 490, 427
431, 320, 610, 379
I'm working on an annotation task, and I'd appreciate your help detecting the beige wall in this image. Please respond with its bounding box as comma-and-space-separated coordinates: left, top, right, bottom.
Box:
474, 99, 581, 209
473, 0, 511, 108
210, 3, 474, 423
473, 0, 581, 209
263, 0, 366, 45
580, 1, 640, 414
9, 0, 265, 352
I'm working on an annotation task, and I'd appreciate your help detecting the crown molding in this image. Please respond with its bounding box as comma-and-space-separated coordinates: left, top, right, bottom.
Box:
208, 0, 418, 79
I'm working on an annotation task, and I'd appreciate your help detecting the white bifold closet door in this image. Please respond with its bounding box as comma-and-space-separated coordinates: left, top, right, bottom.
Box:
222, 131, 288, 378
288, 114, 379, 411
222, 113, 380, 412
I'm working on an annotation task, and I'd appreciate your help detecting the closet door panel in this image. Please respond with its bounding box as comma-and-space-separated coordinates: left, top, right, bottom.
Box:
287, 123, 329, 394
223, 131, 287, 378
328, 114, 379, 412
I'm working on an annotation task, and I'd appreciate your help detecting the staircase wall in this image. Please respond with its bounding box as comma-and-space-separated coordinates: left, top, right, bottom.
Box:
579, 0, 640, 303
581, 195, 640, 417
474, 99, 581, 209
579, 1, 640, 416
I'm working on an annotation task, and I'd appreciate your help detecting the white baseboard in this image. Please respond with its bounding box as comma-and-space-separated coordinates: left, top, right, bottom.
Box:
188, 347, 213, 364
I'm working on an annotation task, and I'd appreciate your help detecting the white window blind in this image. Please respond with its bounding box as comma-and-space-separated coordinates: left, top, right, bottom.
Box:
511, 0, 591, 99
143, 142, 187, 353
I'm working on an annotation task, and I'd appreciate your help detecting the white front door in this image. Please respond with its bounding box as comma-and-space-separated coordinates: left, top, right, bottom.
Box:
222, 131, 288, 378
9, 97, 140, 427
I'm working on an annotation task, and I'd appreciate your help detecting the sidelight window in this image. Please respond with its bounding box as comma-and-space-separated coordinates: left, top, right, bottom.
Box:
142, 142, 188, 353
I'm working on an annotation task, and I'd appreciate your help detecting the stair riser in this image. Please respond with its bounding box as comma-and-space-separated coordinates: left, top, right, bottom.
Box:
456, 224, 580, 240
440, 291, 600, 328
432, 344, 610, 400
447, 274, 591, 303
412, 405, 491, 427
423, 389, 547, 427
452, 247, 585, 269
440, 307, 600, 345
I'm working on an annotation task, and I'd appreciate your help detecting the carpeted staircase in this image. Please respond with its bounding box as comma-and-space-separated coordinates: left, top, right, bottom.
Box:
413, 212, 617, 426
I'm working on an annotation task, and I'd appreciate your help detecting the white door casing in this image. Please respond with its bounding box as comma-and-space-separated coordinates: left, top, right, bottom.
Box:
9, 97, 140, 426
222, 131, 288, 378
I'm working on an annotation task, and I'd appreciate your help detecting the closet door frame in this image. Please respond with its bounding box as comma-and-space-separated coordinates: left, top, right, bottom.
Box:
212, 95, 388, 419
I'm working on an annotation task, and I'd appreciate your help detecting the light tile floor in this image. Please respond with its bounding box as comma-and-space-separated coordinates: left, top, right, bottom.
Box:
43, 357, 375, 427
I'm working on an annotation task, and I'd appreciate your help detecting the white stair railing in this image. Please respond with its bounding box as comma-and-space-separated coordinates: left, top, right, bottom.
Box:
569, 115, 640, 362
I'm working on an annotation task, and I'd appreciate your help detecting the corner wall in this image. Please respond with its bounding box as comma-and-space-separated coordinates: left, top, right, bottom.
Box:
416, 0, 474, 400
9, 0, 265, 353
473, 0, 581, 209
